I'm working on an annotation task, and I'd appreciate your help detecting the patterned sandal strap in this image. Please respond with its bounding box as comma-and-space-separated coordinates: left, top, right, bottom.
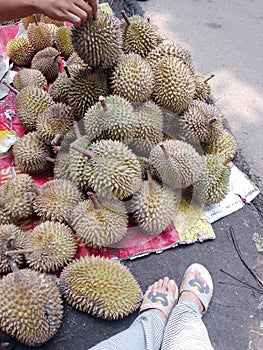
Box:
139, 290, 177, 319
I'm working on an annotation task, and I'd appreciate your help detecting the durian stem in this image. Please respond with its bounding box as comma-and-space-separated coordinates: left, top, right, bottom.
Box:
146, 168, 153, 182
2, 81, 18, 95
121, 11, 131, 25
73, 121, 82, 139
46, 156, 57, 163
147, 17, 151, 23
5, 249, 34, 255
0, 197, 6, 207
64, 66, 71, 78
70, 144, 93, 159
10, 164, 17, 178
5, 236, 19, 272
99, 96, 108, 111
206, 117, 218, 126
159, 143, 170, 158
6, 256, 19, 272
53, 145, 61, 153
34, 14, 39, 26
92, 65, 103, 80
54, 53, 61, 61
222, 154, 234, 166
87, 192, 101, 211
51, 134, 62, 146
204, 74, 215, 83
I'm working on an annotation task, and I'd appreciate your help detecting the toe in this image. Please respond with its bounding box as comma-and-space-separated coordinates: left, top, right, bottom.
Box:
162, 276, 170, 292
156, 278, 164, 291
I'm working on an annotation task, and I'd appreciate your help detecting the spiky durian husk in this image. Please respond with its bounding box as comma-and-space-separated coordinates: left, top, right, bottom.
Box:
147, 39, 195, 73
0, 269, 63, 346
27, 22, 53, 52
1, 174, 38, 222
72, 198, 127, 247
21, 14, 42, 29
131, 179, 176, 234
149, 140, 204, 189
194, 154, 231, 205
54, 26, 74, 59
202, 129, 237, 157
67, 67, 109, 120
54, 153, 72, 180
179, 100, 224, 144
15, 86, 54, 131
84, 95, 136, 143
31, 47, 61, 81
129, 101, 163, 156
194, 73, 212, 101
66, 52, 85, 66
111, 53, 154, 103
36, 103, 73, 144
71, 12, 122, 69
0, 207, 11, 225
60, 255, 142, 319
152, 56, 196, 114
122, 15, 163, 57
86, 140, 142, 200
33, 179, 83, 222
13, 69, 47, 91
46, 23, 59, 43
23, 221, 77, 272
0, 224, 24, 273
6, 37, 35, 66
40, 15, 65, 27
12, 132, 52, 174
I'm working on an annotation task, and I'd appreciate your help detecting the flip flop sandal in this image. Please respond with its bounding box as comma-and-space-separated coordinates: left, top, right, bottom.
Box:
139, 284, 178, 319
180, 263, 213, 314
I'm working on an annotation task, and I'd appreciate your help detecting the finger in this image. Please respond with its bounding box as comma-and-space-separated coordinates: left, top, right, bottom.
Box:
68, 7, 89, 23
86, 0, 98, 19
76, 1, 93, 20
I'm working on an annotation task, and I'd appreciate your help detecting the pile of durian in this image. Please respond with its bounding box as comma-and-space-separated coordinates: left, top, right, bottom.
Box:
0, 9, 238, 347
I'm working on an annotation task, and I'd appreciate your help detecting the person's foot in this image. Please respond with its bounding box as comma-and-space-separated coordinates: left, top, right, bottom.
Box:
179, 263, 213, 315
139, 277, 178, 321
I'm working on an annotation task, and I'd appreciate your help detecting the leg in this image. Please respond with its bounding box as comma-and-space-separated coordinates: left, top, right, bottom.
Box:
161, 263, 214, 350
89, 277, 178, 350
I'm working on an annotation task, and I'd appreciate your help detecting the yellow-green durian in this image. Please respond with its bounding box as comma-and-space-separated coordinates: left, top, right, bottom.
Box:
54, 26, 74, 59
27, 22, 53, 52
31, 47, 61, 81
6, 37, 35, 66
202, 129, 237, 157
194, 73, 213, 101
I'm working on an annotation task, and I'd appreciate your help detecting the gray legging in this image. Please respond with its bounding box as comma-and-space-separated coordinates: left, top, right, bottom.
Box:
89, 300, 214, 350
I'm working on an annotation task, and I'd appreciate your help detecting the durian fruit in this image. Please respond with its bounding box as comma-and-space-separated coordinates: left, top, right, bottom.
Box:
179, 100, 224, 144
0, 269, 63, 346
149, 140, 204, 189
194, 154, 232, 205
72, 193, 128, 247
21, 14, 42, 29
130, 169, 177, 234
71, 11, 122, 69
12, 132, 52, 174
12, 68, 47, 91
23, 221, 77, 272
194, 73, 214, 101
111, 53, 154, 103
0, 174, 38, 222
36, 103, 74, 145
0, 207, 11, 225
53, 153, 72, 180
67, 67, 109, 119
31, 47, 61, 81
66, 52, 85, 66
0, 224, 24, 273
6, 37, 35, 66
121, 12, 163, 57
147, 39, 195, 73
82, 139, 142, 200
40, 15, 65, 27
54, 26, 74, 59
129, 101, 163, 157
202, 129, 238, 157
84, 95, 137, 143
15, 86, 54, 131
33, 179, 83, 222
27, 19, 53, 52
60, 255, 142, 320
152, 56, 196, 114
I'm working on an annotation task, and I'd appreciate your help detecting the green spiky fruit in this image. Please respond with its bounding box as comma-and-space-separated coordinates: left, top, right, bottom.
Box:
36, 103, 73, 144
122, 14, 163, 57
85, 140, 142, 200
0, 207, 11, 225
13, 69, 47, 91
31, 47, 61, 81
60, 255, 142, 319
0, 224, 24, 273
129, 101, 163, 156
67, 67, 109, 119
152, 56, 196, 114
149, 140, 204, 189
27, 22, 53, 52
33, 179, 83, 222
46, 23, 59, 43
23, 221, 77, 272
71, 12, 122, 69
54, 153, 72, 180
180, 100, 224, 144
111, 53, 154, 103
147, 39, 194, 73
15, 86, 54, 131
194, 154, 231, 205
54, 26, 74, 59
72, 194, 127, 247
84, 95, 136, 143
13, 132, 52, 174
202, 129, 237, 157
194, 73, 212, 101
66, 52, 85, 66
0, 174, 38, 222
131, 178, 177, 234
6, 37, 35, 66
0, 269, 63, 346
